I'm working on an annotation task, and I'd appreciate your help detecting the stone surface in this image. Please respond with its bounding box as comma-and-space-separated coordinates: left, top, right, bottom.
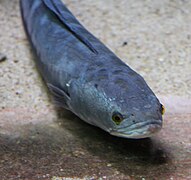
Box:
0, 97, 191, 180
0, 0, 191, 179
0, 53, 7, 62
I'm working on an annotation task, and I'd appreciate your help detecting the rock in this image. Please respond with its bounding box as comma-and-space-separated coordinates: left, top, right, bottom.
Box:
0, 53, 7, 62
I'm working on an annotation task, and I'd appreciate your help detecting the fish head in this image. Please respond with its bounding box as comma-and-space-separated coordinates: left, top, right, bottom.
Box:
102, 68, 164, 139
108, 94, 164, 139
101, 67, 164, 139
70, 67, 164, 139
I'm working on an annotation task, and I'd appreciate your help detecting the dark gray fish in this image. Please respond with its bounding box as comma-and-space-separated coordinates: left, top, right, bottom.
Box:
20, 0, 164, 138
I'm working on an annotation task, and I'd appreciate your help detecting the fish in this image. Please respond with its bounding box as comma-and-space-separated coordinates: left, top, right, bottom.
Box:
20, 0, 164, 139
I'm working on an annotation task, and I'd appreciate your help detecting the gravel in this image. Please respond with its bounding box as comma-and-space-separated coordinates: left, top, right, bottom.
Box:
0, 53, 7, 62
1, 0, 191, 112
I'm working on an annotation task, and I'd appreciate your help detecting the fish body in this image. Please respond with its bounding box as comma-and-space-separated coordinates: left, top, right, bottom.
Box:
20, 0, 163, 138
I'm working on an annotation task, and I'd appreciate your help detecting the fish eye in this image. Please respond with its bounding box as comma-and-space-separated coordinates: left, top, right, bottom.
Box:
160, 104, 165, 115
112, 112, 124, 125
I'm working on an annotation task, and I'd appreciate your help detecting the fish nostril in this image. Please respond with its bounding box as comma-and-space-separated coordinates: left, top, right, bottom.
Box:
130, 114, 136, 124
94, 83, 98, 88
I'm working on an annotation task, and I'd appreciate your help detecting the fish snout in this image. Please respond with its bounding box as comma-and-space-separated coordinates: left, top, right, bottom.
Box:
110, 118, 162, 138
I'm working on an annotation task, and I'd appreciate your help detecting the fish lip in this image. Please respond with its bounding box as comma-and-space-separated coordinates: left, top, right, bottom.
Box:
110, 120, 162, 139
119, 119, 162, 131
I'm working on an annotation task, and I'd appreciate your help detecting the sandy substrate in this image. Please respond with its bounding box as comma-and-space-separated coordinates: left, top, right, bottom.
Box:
1, 0, 191, 111
0, 0, 191, 179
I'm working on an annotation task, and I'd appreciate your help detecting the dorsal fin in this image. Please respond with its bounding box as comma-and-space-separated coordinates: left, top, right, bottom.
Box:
43, 0, 98, 54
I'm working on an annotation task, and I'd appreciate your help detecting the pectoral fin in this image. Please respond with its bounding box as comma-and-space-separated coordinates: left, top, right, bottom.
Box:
47, 83, 70, 109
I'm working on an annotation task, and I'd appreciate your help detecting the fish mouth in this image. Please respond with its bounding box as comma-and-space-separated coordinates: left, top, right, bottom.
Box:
110, 120, 162, 139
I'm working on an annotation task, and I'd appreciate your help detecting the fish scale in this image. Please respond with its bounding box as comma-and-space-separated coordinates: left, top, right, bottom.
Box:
20, 0, 164, 139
